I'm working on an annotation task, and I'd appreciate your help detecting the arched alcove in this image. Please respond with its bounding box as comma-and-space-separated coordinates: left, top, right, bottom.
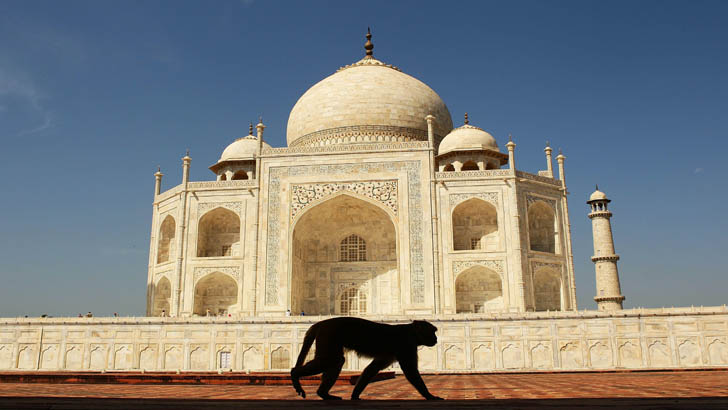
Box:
193, 272, 238, 316
443, 164, 455, 172
528, 202, 556, 253
461, 161, 479, 171
452, 198, 498, 251
291, 194, 397, 316
533, 269, 561, 311
455, 266, 503, 313
157, 215, 175, 264
231, 170, 248, 180
220, 173, 227, 181
197, 208, 241, 257
152, 277, 171, 316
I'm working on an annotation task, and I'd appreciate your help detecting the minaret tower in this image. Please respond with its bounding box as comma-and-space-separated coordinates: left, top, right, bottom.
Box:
587, 186, 625, 310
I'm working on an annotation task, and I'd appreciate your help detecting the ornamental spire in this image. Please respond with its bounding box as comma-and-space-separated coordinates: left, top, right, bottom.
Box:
464, 112, 469, 125
364, 27, 374, 58
249, 122, 254, 135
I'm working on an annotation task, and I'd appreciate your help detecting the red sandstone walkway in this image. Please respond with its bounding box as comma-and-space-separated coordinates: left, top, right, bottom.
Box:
0, 370, 727, 409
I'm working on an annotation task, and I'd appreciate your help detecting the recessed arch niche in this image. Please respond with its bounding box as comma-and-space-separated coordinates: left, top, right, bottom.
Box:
533, 269, 561, 311
452, 198, 498, 251
157, 215, 175, 263
152, 277, 171, 316
290, 193, 398, 316
193, 272, 238, 316
528, 202, 556, 253
455, 265, 503, 313
197, 208, 241, 257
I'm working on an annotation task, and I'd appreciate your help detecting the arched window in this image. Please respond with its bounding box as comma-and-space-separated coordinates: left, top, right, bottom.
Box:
340, 234, 366, 261
339, 285, 367, 315
231, 170, 248, 180
533, 270, 561, 311
157, 215, 175, 264
461, 161, 479, 171
485, 162, 498, 170
443, 164, 455, 172
528, 202, 556, 253
197, 208, 241, 257
220, 174, 227, 181
452, 198, 498, 251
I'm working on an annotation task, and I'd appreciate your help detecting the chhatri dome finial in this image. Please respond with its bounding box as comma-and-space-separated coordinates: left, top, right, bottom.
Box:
596, 184, 599, 191
249, 122, 254, 135
364, 27, 374, 58
464, 112, 469, 125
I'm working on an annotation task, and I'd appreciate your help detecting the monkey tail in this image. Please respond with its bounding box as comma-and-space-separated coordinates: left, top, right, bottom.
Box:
295, 322, 318, 368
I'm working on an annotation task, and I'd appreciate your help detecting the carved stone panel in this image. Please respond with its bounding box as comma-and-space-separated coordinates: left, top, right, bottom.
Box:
291, 180, 398, 220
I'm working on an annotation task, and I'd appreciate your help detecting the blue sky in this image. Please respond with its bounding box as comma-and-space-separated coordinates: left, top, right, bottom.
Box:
0, 0, 726, 316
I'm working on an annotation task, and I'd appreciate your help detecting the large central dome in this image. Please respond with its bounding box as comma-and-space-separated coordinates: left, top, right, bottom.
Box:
286, 31, 453, 147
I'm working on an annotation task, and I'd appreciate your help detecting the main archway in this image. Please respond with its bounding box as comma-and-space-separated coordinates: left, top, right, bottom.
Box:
193, 272, 238, 316
290, 194, 398, 316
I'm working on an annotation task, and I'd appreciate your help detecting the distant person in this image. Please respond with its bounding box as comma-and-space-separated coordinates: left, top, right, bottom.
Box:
78, 314, 82, 318
113, 312, 118, 317
206, 308, 211, 317
286, 309, 291, 317
86, 312, 93, 318
300, 311, 305, 316
161, 309, 166, 317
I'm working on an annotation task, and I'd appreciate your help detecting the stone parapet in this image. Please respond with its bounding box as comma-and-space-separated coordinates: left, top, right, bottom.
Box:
1, 307, 726, 372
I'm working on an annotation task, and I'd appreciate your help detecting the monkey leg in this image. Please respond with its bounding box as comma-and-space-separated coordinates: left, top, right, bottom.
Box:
398, 352, 443, 400
316, 355, 345, 400
291, 358, 326, 399
350, 357, 392, 400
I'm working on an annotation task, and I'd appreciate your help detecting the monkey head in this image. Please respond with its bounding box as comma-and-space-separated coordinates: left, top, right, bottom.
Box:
411, 320, 438, 347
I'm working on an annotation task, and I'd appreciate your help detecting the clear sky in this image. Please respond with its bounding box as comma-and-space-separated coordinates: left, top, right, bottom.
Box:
1, 0, 726, 316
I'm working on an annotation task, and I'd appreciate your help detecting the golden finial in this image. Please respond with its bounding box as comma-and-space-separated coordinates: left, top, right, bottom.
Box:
546, 140, 550, 147
596, 184, 599, 191
559, 148, 563, 155
364, 27, 374, 58
508, 134, 513, 142
249, 122, 254, 135
185, 149, 190, 156
157, 166, 161, 173
464, 112, 469, 125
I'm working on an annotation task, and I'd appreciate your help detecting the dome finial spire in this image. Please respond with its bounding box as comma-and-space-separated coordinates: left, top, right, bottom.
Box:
464, 112, 469, 125
596, 184, 599, 191
364, 27, 374, 58
249, 121, 253, 135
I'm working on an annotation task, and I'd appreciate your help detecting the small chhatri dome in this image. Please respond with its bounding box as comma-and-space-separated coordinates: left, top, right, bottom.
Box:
588, 185, 609, 202
218, 128, 271, 162
438, 114, 499, 156
286, 29, 453, 147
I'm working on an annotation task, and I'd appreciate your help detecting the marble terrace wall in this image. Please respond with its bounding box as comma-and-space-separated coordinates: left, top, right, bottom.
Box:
1, 307, 727, 372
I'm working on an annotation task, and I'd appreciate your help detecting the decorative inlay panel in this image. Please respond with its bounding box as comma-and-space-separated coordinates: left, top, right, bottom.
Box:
289, 125, 434, 148
532, 261, 562, 273
193, 267, 241, 284
291, 180, 398, 221
453, 260, 504, 275
436, 169, 511, 179
188, 180, 256, 189
263, 141, 429, 155
197, 202, 243, 216
525, 194, 557, 210
449, 192, 499, 207
265, 161, 425, 305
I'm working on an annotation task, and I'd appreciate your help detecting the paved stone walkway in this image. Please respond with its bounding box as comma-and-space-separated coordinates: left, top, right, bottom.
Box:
0, 370, 727, 409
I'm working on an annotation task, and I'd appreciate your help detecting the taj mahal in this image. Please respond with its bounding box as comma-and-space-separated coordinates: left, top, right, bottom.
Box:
0, 31, 726, 373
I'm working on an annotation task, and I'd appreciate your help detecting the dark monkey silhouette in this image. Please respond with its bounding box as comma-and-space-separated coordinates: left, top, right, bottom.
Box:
290, 317, 442, 400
